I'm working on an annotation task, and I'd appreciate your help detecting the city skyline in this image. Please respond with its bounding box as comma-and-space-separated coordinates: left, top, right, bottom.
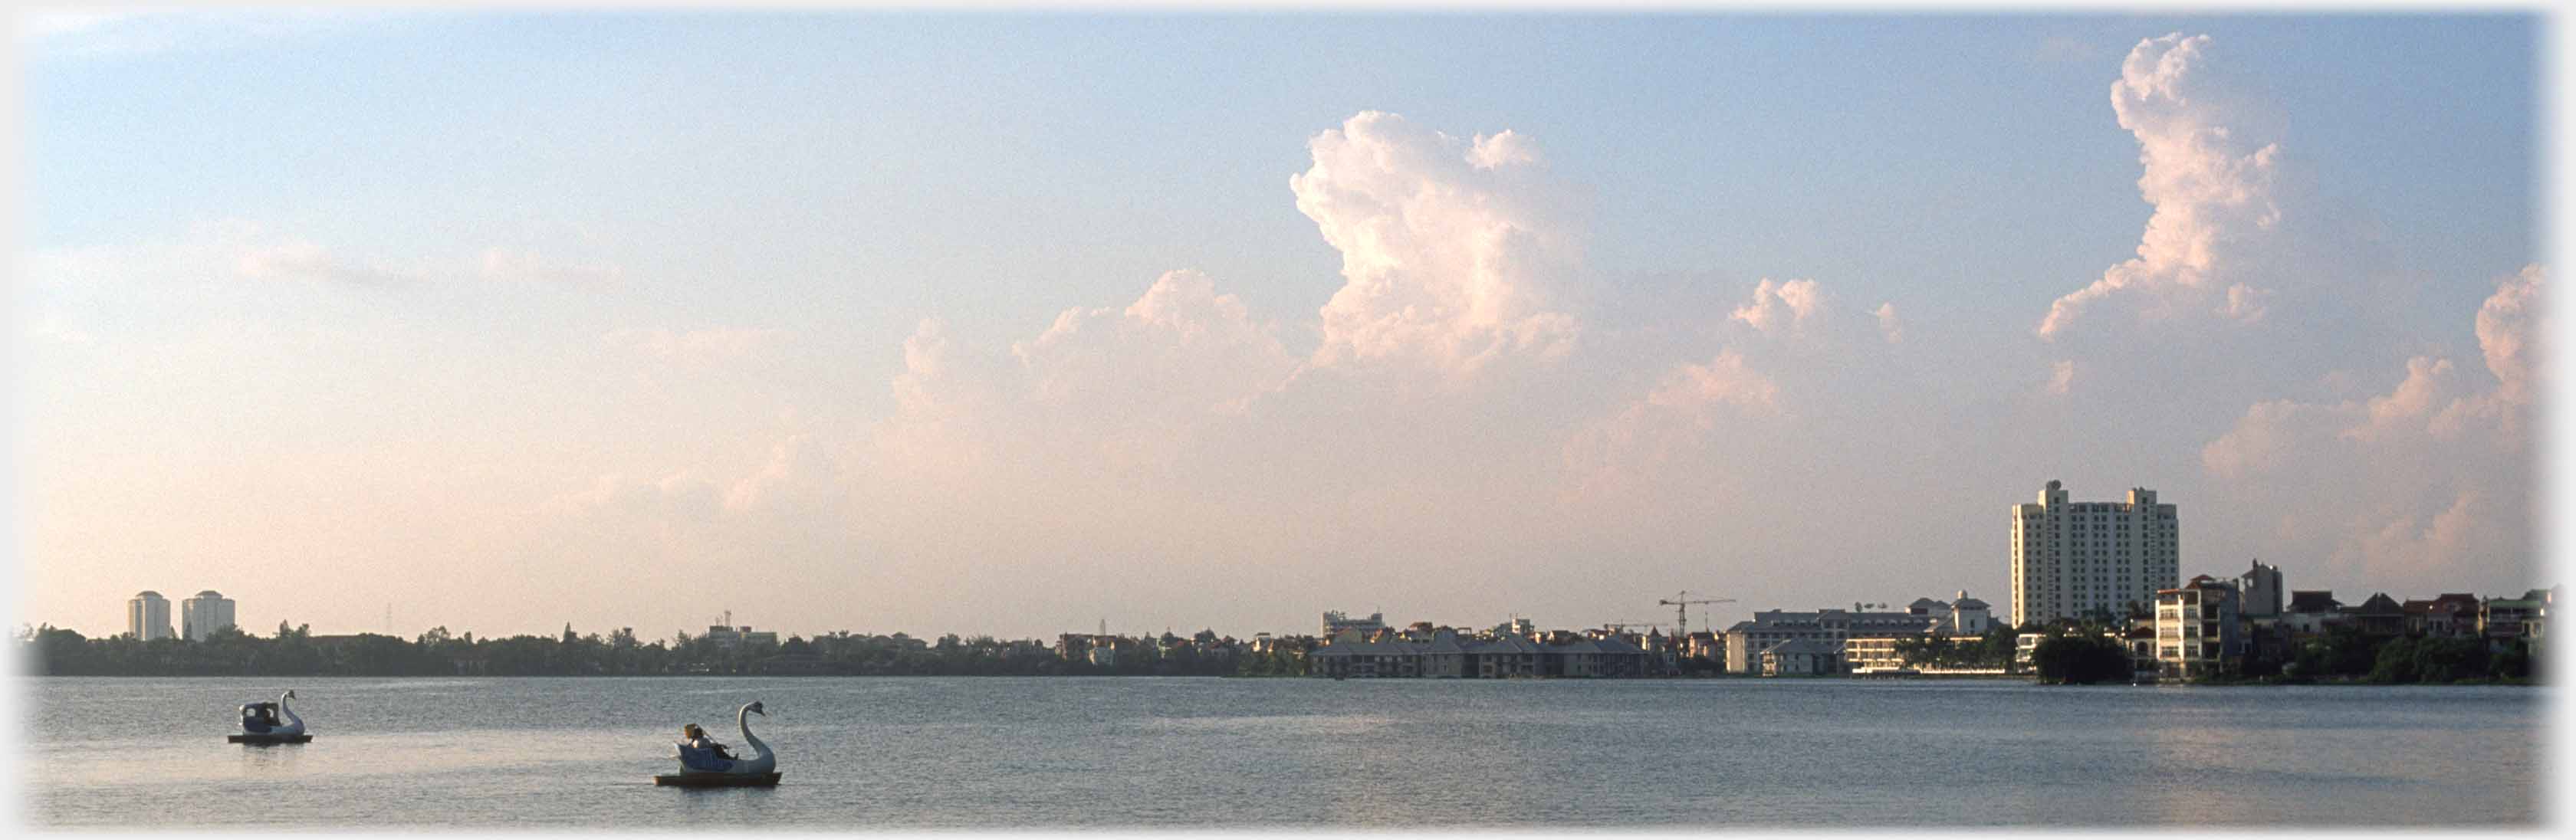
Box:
17, 12, 2548, 641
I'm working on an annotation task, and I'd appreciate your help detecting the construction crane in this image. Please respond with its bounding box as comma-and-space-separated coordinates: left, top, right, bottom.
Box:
1658, 591, 1736, 639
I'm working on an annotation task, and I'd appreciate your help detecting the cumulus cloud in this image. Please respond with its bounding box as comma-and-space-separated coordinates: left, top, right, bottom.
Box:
2200, 264, 2544, 587
1562, 349, 1780, 498
2468, 263, 2545, 423
872, 270, 1297, 486
2047, 359, 2075, 395
723, 434, 842, 515
1731, 278, 1824, 336
2039, 33, 2283, 340
1292, 111, 1581, 375
1875, 302, 1903, 343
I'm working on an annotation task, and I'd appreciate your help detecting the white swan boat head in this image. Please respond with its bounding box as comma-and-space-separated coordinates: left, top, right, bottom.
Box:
670, 701, 776, 777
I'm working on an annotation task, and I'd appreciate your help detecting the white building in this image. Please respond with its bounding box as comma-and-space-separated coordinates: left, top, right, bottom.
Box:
1322, 610, 1388, 637
2154, 576, 2243, 679
702, 625, 780, 650
1910, 592, 1995, 635
2010, 480, 2180, 628
127, 591, 174, 641
1723, 607, 1935, 674
182, 590, 237, 641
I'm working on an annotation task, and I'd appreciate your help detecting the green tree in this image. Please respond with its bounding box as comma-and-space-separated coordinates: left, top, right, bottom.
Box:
2031, 632, 2131, 684
2368, 637, 2420, 683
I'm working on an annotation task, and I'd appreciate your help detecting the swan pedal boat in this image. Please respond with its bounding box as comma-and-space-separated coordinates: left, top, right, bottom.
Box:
655, 701, 779, 787
231, 690, 310, 745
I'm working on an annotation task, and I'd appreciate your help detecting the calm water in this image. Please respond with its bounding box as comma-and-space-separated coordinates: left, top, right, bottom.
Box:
19, 676, 2546, 828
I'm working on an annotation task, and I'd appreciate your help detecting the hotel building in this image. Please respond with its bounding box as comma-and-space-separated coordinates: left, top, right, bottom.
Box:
2009, 481, 2180, 628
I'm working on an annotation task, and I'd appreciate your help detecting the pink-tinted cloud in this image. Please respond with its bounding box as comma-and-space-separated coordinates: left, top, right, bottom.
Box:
2039, 33, 2282, 340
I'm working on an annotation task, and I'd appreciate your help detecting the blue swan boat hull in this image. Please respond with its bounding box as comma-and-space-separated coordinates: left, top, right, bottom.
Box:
653, 772, 781, 788
228, 733, 313, 745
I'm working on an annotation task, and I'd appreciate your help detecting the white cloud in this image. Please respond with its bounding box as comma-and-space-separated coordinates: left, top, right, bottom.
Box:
26, 218, 409, 287
1292, 111, 1581, 375
871, 270, 1297, 487
2472, 264, 2545, 417
20, 8, 396, 60
1874, 302, 1902, 343
1562, 349, 1779, 499
723, 434, 840, 515
23, 219, 642, 293
2047, 359, 2075, 395
1730, 277, 1824, 336
2039, 33, 2283, 340
2199, 264, 2544, 589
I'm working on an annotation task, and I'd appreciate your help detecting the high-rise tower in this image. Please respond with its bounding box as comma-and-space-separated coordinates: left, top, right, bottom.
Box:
182, 590, 238, 641
127, 591, 174, 641
2009, 481, 2180, 627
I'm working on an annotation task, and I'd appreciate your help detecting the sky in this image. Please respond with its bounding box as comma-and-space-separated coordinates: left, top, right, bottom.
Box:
10, 10, 2551, 642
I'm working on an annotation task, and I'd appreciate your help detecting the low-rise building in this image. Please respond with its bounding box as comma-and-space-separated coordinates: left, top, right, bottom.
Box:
701, 625, 780, 651
2282, 591, 2344, 635
2482, 589, 2553, 643
2154, 576, 2243, 679
2344, 593, 2408, 636
2404, 593, 2483, 638
1306, 628, 1651, 679
1842, 636, 1908, 672
1722, 607, 1937, 674
1760, 638, 1842, 676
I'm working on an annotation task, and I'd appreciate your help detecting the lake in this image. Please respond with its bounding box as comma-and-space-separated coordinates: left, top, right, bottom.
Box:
21, 676, 2545, 828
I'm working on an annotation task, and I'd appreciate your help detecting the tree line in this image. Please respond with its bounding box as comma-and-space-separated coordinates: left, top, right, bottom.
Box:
2016, 621, 2541, 685
15, 622, 1309, 678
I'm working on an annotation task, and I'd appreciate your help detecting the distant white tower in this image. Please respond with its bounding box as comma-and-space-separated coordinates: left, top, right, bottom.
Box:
127, 591, 174, 641
182, 590, 237, 641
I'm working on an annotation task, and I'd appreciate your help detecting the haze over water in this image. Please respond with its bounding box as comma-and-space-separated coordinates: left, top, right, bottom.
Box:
28, 678, 2542, 828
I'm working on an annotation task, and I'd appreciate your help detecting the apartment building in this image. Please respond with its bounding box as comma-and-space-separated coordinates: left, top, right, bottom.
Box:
2010, 480, 2181, 627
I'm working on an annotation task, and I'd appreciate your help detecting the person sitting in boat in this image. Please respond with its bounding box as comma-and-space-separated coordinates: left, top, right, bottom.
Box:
680, 724, 735, 761
241, 702, 278, 733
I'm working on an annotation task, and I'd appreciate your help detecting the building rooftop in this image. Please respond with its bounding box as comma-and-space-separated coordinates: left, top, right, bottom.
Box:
2348, 593, 2406, 616
2287, 591, 2341, 613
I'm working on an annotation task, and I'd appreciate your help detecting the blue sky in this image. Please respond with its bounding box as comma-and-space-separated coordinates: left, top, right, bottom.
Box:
15, 11, 2549, 640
